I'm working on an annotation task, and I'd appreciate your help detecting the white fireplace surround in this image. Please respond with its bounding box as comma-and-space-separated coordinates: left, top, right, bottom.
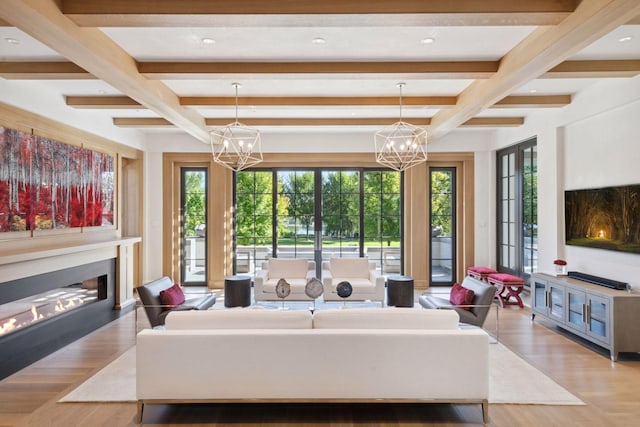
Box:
0, 236, 140, 309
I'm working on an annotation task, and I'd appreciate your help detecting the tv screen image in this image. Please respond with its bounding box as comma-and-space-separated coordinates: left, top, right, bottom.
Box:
565, 184, 640, 254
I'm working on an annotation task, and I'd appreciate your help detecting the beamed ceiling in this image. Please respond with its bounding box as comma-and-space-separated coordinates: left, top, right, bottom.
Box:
0, 0, 639, 145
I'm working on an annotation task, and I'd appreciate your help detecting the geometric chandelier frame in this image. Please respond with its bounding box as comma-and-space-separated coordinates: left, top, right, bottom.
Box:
210, 83, 263, 171
374, 82, 428, 172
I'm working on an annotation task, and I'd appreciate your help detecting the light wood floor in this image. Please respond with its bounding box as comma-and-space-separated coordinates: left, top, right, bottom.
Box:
1, 293, 640, 427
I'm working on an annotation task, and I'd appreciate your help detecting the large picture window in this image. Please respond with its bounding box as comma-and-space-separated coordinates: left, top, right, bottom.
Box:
235, 169, 401, 276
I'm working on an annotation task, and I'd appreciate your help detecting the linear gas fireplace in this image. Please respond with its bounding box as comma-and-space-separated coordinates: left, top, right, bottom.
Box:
0, 277, 106, 337
0, 259, 118, 380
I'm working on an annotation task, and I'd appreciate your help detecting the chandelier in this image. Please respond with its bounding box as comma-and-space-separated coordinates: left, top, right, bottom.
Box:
374, 82, 428, 171
210, 83, 262, 171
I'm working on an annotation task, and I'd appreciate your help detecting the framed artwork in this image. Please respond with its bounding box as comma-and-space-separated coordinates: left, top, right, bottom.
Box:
0, 126, 114, 233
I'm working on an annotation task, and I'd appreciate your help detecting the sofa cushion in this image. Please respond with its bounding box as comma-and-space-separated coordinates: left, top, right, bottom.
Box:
313, 308, 459, 329
262, 278, 308, 293
164, 309, 313, 330
159, 283, 186, 307
449, 283, 475, 310
267, 258, 309, 279
328, 258, 370, 278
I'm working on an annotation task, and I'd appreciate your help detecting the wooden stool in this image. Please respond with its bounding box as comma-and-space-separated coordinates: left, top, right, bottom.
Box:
467, 266, 498, 282
487, 273, 525, 308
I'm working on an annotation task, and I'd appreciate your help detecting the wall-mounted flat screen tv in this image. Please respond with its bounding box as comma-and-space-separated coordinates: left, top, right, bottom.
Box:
565, 184, 640, 254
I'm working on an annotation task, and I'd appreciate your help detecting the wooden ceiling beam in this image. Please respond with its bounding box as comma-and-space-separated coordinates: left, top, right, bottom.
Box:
462, 117, 524, 127
0, 62, 92, 79
493, 95, 571, 108
68, 95, 570, 109
113, 116, 524, 128
180, 96, 458, 107
138, 61, 498, 79
62, 0, 576, 27
428, 0, 640, 141
544, 60, 640, 78
4, 59, 637, 80
0, 0, 210, 143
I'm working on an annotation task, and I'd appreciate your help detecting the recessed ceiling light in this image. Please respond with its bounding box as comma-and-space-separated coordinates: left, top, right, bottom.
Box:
618, 36, 633, 43
98, 90, 106, 94
201, 37, 216, 44
311, 37, 326, 44
529, 89, 537, 93
4, 37, 20, 45
420, 37, 435, 44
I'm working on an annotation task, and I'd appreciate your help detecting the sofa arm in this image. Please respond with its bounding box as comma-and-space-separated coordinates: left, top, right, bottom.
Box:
322, 270, 333, 287
254, 270, 268, 294
370, 270, 386, 287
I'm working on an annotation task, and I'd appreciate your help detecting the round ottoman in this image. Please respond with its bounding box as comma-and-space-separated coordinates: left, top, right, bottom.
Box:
224, 275, 252, 308
387, 275, 414, 307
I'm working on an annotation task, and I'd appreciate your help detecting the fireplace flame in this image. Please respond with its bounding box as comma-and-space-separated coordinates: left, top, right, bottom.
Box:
1, 318, 17, 334
31, 305, 38, 321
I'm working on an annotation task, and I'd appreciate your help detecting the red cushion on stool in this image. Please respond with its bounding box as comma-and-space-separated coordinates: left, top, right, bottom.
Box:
468, 266, 497, 274
488, 273, 524, 283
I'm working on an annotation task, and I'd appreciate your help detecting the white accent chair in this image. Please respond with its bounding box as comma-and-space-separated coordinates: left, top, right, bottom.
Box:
321, 257, 385, 304
254, 258, 317, 301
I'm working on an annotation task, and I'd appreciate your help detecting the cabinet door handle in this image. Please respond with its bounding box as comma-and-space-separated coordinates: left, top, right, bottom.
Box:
582, 303, 587, 324
586, 304, 591, 331
545, 291, 550, 308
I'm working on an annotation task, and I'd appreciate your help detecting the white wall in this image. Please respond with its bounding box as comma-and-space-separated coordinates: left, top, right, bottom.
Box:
491, 75, 640, 287
0, 79, 146, 150
143, 151, 165, 282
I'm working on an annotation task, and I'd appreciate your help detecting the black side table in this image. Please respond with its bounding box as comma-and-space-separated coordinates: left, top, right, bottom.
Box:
224, 275, 252, 308
387, 275, 414, 307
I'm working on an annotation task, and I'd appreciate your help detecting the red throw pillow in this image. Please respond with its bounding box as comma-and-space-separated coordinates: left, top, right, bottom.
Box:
159, 283, 186, 307
449, 283, 475, 310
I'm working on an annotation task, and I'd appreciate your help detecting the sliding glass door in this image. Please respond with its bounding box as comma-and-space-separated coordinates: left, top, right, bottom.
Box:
430, 167, 456, 286
497, 138, 538, 278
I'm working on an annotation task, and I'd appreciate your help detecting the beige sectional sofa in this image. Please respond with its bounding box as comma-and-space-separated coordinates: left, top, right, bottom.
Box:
136, 308, 489, 424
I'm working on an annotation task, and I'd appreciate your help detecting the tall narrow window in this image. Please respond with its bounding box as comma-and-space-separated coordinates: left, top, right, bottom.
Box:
363, 171, 402, 275
430, 168, 456, 286
235, 171, 274, 274
497, 138, 537, 278
180, 168, 207, 285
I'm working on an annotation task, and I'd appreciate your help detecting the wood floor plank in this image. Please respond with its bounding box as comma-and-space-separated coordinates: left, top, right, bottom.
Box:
1, 295, 639, 426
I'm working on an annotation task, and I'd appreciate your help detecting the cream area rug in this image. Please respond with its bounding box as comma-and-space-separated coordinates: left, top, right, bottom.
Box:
59, 343, 584, 405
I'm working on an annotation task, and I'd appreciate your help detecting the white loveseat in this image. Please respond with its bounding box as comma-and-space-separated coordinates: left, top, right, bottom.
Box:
136, 308, 489, 424
254, 258, 316, 301
321, 257, 386, 303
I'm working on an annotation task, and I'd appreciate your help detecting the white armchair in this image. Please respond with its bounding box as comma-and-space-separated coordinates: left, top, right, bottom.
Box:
322, 258, 385, 304
254, 258, 317, 301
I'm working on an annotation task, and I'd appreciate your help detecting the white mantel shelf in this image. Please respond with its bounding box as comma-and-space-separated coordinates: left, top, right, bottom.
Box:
0, 237, 141, 266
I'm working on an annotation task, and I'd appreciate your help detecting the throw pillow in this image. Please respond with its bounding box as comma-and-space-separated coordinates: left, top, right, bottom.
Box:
159, 283, 186, 307
449, 283, 475, 310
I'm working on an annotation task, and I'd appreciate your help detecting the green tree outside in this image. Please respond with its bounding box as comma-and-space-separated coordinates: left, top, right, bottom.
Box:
431, 170, 452, 236
183, 170, 206, 237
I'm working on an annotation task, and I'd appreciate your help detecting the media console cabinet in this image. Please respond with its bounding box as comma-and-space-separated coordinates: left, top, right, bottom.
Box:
531, 273, 640, 361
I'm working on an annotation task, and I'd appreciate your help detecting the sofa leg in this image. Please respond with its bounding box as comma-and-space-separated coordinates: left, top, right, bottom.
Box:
137, 401, 144, 424
481, 399, 489, 425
